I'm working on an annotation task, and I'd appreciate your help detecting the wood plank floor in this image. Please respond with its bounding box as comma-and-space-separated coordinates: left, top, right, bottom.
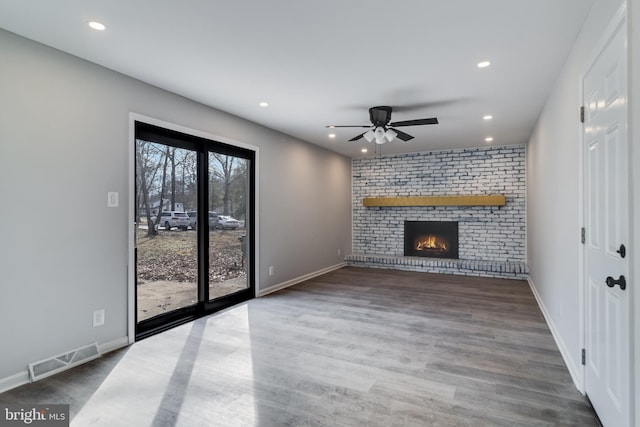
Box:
0, 267, 599, 426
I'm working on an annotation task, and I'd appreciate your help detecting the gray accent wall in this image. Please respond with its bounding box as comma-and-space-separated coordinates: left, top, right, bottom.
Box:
0, 29, 351, 382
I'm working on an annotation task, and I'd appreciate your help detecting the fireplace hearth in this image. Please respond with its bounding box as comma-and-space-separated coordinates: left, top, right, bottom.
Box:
404, 221, 459, 259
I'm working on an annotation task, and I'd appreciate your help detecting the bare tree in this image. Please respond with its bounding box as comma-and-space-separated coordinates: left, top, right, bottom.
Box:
157, 145, 171, 228
179, 150, 198, 211
229, 160, 248, 219
136, 140, 165, 237
210, 154, 243, 215
169, 147, 177, 211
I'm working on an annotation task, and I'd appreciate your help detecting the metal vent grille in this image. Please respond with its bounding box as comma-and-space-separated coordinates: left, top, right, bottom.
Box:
28, 342, 101, 382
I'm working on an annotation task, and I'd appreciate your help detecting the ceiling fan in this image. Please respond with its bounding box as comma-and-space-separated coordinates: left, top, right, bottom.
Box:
327, 106, 438, 144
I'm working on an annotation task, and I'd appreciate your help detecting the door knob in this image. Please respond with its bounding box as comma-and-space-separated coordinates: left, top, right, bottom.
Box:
606, 275, 626, 290
616, 244, 626, 258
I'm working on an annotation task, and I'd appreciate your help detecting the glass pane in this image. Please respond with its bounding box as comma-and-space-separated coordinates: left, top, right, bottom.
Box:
208, 152, 249, 300
135, 140, 198, 322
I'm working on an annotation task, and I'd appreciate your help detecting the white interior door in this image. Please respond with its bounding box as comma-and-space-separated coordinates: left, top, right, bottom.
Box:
583, 13, 630, 427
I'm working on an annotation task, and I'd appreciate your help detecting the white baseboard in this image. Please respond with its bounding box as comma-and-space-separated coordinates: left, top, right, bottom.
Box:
0, 336, 130, 395
527, 277, 584, 392
0, 370, 30, 394
98, 336, 130, 355
259, 262, 346, 297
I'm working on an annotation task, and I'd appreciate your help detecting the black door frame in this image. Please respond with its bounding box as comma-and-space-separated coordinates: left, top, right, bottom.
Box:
134, 121, 256, 340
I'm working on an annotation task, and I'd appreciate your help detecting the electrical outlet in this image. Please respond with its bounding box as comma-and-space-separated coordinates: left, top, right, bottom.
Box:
93, 309, 105, 327
269, 266, 274, 276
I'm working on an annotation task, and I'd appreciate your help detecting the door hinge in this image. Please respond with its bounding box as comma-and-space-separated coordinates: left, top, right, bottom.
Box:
581, 227, 586, 244
580, 106, 585, 123
581, 348, 586, 365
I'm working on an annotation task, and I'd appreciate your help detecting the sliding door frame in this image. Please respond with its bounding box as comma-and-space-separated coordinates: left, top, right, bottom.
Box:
127, 113, 260, 343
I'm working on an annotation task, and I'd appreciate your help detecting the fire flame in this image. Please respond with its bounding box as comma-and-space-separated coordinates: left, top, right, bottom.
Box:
416, 235, 447, 251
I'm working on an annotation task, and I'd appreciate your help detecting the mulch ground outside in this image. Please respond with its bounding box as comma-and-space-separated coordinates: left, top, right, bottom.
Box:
135, 227, 247, 321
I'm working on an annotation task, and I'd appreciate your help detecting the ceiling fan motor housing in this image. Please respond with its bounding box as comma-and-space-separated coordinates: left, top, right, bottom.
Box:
369, 106, 392, 127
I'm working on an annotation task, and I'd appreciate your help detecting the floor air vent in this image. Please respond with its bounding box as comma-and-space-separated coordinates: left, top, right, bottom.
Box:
28, 342, 101, 382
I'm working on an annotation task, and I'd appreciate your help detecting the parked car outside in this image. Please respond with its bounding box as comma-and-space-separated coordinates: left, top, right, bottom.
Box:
217, 215, 240, 229
151, 211, 190, 230
187, 211, 197, 229
186, 211, 219, 230
207, 212, 220, 229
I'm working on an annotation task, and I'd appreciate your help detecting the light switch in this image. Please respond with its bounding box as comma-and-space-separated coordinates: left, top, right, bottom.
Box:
107, 192, 119, 207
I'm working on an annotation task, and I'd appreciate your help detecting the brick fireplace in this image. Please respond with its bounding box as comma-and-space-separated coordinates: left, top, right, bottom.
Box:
346, 145, 527, 278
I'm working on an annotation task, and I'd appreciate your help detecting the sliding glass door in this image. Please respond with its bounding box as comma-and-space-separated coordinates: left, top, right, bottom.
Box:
134, 122, 254, 339
135, 142, 199, 324
207, 152, 250, 303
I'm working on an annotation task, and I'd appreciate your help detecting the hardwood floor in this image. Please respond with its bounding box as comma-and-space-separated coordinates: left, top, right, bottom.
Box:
0, 267, 599, 426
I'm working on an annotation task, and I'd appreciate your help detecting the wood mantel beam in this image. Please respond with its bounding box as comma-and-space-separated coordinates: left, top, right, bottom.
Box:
362, 195, 506, 207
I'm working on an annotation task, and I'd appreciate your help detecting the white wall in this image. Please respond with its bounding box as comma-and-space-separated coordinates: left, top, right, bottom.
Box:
527, 0, 636, 409
0, 29, 352, 385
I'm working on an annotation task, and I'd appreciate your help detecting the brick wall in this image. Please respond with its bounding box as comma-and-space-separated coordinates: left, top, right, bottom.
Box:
350, 145, 526, 276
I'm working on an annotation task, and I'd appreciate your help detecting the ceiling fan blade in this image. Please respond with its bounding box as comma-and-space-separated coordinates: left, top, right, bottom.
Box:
389, 117, 439, 127
392, 128, 414, 141
391, 99, 463, 112
349, 132, 366, 142
325, 125, 370, 128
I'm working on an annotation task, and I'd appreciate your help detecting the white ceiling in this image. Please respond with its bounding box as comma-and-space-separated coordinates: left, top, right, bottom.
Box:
0, 0, 595, 158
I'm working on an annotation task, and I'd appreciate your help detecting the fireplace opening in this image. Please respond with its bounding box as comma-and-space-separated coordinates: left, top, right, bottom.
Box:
404, 221, 459, 259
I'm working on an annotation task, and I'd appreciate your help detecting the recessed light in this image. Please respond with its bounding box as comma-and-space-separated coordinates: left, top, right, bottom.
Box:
328, 133, 336, 139
477, 61, 491, 68
88, 21, 106, 31
485, 137, 494, 142
483, 115, 493, 121
258, 102, 269, 108
361, 148, 368, 153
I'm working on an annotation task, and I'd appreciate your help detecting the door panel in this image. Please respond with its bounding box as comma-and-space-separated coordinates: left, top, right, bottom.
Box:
604, 125, 622, 256
604, 290, 622, 406
586, 278, 600, 375
207, 152, 250, 301
135, 141, 198, 323
583, 16, 629, 427
587, 139, 600, 248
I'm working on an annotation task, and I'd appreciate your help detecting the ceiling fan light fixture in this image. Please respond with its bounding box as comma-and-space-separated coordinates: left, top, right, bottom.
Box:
363, 129, 375, 143
374, 127, 386, 145
385, 129, 397, 142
